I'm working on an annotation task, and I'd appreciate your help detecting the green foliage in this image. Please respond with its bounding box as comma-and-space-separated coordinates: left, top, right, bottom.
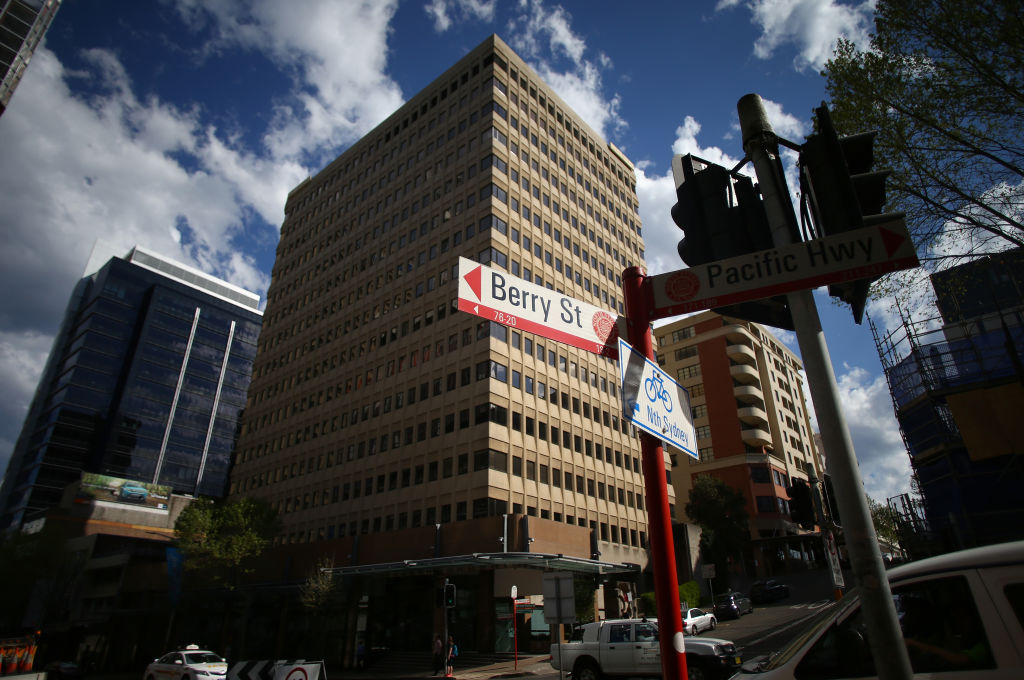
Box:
573, 576, 596, 624
174, 496, 280, 587
822, 0, 1024, 304
679, 580, 702, 609
868, 496, 902, 545
636, 581, 704, 618
684, 475, 750, 590
300, 557, 340, 611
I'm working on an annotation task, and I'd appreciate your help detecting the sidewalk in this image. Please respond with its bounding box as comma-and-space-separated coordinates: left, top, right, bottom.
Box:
332, 654, 553, 680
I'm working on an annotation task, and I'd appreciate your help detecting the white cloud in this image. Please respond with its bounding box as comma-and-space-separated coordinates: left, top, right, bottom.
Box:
719, 0, 874, 71
425, 0, 497, 32
506, 0, 625, 140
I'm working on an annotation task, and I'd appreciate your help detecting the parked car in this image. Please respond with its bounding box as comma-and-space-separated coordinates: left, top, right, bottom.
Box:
749, 579, 790, 604
682, 607, 717, 635
734, 540, 1024, 679
144, 645, 227, 680
550, 618, 741, 680
713, 591, 753, 619
119, 483, 149, 501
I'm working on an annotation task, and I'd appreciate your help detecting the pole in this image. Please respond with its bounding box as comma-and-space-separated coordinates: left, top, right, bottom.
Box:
737, 93, 913, 680
623, 266, 687, 680
513, 598, 518, 670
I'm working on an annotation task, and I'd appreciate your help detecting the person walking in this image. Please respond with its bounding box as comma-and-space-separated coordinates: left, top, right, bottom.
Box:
445, 634, 458, 678
432, 635, 443, 676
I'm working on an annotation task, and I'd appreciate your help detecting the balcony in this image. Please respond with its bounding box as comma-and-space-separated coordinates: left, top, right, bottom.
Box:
734, 384, 765, 405
741, 426, 773, 448
730, 363, 761, 385
726, 343, 757, 365
737, 405, 769, 427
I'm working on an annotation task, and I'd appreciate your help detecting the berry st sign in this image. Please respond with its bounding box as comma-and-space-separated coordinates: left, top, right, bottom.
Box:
646, 218, 919, 319
618, 338, 697, 458
457, 257, 621, 358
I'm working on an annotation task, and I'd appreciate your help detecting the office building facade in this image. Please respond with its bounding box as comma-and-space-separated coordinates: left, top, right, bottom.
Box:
229, 35, 655, 649
0, 245, 262, 532
0, 0, 61, 116
656, 311, 823, 577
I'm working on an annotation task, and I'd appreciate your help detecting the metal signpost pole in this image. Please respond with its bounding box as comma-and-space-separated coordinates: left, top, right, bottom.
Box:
623, 266, 688, 680
736, 93, 912, 680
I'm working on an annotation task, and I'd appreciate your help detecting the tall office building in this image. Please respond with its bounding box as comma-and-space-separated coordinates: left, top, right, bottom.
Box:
0, 245, 262, 532
656, 311, 823, 576
229, 35, 654, 642
0, 0, 61, 116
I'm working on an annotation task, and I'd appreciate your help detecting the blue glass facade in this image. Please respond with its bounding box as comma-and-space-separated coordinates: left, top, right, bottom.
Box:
0, 250, 261, 531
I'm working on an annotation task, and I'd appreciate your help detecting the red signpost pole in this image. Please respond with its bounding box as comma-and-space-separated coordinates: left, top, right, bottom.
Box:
623, 266, 687, 680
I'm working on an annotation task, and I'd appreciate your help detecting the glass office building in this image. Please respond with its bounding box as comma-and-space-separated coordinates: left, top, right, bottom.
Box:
0, 245, 262, 532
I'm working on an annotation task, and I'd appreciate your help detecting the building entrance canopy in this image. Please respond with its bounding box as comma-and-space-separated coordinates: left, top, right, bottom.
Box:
321, 551, 641, 577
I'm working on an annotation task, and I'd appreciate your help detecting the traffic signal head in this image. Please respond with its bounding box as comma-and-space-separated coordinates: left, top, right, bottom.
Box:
671, 154, 774, 267
800, 104, 904, 323
444, 583, 457, 608
671, 154, 793, 329
787, 478, 816, 530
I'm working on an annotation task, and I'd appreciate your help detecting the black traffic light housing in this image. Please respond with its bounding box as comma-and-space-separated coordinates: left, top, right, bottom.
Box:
800, 104, 904, 323
787, 478, 816, 530
671, 154, 793, 329
822, 473, 841, 527
444, 583, 457, 608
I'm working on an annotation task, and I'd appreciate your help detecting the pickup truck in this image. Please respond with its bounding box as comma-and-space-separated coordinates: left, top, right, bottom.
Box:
550, 618, 742, 680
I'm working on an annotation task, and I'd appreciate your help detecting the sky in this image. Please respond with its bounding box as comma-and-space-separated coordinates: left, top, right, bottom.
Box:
0, 0, 917, 505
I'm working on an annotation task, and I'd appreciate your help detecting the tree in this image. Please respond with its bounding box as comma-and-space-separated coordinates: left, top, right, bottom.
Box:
174, 496, 280, 588
868, 496, 901, 546
684, 475, 750, 589
822, 0, 1024, 301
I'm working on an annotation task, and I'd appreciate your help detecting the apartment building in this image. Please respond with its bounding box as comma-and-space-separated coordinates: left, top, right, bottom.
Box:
228, 35, 656, 651
656, 311, 823, 577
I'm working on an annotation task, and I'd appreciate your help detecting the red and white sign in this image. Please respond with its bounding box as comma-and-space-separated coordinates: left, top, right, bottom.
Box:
457, 257, 621, 358
647, 219, 919, 319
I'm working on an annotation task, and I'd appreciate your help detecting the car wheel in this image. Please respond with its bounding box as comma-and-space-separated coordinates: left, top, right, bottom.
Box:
686, 658, 708, 680
573, 658, 602, 680
709, 617, 716, 630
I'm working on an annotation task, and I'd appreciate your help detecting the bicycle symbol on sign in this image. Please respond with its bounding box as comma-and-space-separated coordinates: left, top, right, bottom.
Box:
643, 372, 673, 412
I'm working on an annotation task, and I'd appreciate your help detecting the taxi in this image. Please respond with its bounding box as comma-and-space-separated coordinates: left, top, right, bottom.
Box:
143, 645, 227, 680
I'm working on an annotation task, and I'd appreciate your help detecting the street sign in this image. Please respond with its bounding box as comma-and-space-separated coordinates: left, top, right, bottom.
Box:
618, 338, 697, 458
542, 571, 576, 624
647, 218, 918, 319
457, 257, 621, 358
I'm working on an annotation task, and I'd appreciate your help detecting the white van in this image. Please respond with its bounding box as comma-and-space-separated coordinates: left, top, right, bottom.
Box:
732, 540, 1024, 679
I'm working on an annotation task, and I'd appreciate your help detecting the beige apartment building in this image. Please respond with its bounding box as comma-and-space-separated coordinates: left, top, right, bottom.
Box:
656, 311, 825, 579
228, 35, 660, 652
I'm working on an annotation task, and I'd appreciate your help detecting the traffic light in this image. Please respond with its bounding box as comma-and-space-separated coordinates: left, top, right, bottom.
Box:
787, 478, 816, 530
444, 583, 457, 608
799, 103, 904, 323
671, 154, 793, 329
822, 473, 841, 527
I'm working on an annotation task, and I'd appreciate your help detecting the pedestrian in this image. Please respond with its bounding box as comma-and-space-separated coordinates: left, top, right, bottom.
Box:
445, 634, 458, 677
432, 635, 443, 676
355, 637, 366, 670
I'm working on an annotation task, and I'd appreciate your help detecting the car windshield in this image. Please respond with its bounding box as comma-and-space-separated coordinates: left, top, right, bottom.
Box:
715, 595, 733, 603
184, 652, 224, 664
755, 592, 858, 671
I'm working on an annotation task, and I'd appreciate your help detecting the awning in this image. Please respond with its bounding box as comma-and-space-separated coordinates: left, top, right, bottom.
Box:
321, 551, 642, 576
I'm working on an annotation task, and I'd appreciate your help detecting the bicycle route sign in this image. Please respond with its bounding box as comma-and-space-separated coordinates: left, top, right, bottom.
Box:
618, 338, 697, 458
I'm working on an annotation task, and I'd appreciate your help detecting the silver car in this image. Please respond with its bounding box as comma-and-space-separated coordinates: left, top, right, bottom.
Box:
682, 607, 717, 635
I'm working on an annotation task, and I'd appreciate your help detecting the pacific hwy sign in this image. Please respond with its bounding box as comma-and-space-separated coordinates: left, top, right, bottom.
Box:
647, 218, 918, 319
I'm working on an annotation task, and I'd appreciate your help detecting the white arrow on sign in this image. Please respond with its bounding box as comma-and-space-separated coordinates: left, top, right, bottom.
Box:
457, 257, 622, 358
647, 218, 918, 319
618, 338, 697, 458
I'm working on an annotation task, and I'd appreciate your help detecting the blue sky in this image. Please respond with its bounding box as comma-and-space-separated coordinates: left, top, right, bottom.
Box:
0, 0, 913, 504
